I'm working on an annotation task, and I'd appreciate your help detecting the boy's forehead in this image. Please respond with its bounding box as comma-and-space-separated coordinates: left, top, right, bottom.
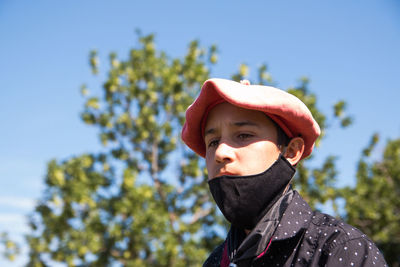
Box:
204, 102, 277, 133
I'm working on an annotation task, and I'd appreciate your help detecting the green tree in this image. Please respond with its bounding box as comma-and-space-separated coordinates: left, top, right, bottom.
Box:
342, 135, 400, 267
26, 33, 222, 267
16, 33, 351, 266
0, 233, 20, 262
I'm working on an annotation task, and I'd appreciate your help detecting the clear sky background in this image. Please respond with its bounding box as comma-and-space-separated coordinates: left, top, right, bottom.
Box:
1, 0, 399, 265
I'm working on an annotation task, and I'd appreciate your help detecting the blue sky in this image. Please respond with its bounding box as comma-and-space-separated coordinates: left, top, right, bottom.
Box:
1, 0, 399, 265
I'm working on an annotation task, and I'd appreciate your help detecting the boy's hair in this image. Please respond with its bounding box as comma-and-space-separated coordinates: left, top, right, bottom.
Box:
266, 114, 290, 148
277, 125, 291, 147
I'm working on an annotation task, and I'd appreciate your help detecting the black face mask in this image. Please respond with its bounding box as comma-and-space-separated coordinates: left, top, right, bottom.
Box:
208, 154, 295, 230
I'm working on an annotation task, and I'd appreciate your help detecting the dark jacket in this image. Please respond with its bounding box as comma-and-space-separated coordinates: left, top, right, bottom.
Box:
204, 190, 387, 267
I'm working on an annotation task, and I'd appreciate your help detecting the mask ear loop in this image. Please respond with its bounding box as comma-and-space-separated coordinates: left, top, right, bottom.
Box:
277, 153, 295, 194
278, 145, 287, 157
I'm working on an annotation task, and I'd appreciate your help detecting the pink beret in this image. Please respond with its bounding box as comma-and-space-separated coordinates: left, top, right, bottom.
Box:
181, 78, 321, 160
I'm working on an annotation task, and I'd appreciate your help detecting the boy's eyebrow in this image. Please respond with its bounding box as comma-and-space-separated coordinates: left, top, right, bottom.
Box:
204, 120, 259, 138
204, 128, 216, 138
233, 121, 259, 127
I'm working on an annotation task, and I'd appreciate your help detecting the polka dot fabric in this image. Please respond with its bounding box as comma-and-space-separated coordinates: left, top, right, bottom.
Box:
203, 191, 388, 267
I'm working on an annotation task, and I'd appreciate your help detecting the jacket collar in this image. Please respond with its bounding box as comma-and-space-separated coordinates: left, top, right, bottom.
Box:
226, 190, 314, 265
227, 189, 295, 263
271, 190, 313, 242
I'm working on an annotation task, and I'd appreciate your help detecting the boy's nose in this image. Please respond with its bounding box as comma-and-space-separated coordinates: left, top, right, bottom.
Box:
214, 142, 235, 163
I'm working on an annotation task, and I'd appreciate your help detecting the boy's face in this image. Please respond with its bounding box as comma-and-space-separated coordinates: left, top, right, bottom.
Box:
204, 102, 281, 179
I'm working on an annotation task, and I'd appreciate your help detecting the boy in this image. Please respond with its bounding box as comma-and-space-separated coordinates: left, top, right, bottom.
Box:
181, 78, 387, 267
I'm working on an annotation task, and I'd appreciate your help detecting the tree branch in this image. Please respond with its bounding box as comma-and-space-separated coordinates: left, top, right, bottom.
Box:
190, 208, 211, 225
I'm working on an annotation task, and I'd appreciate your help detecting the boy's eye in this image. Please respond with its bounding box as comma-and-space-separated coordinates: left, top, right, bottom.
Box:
208, 139, 219, 148
238, 133, 253, 140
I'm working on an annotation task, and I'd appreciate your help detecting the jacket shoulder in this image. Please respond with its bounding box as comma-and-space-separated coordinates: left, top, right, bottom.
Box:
310, 211, 387, 266
311, 211, 370, 247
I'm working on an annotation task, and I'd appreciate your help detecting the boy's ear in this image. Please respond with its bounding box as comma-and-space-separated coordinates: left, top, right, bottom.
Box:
284, 137, 305, 165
